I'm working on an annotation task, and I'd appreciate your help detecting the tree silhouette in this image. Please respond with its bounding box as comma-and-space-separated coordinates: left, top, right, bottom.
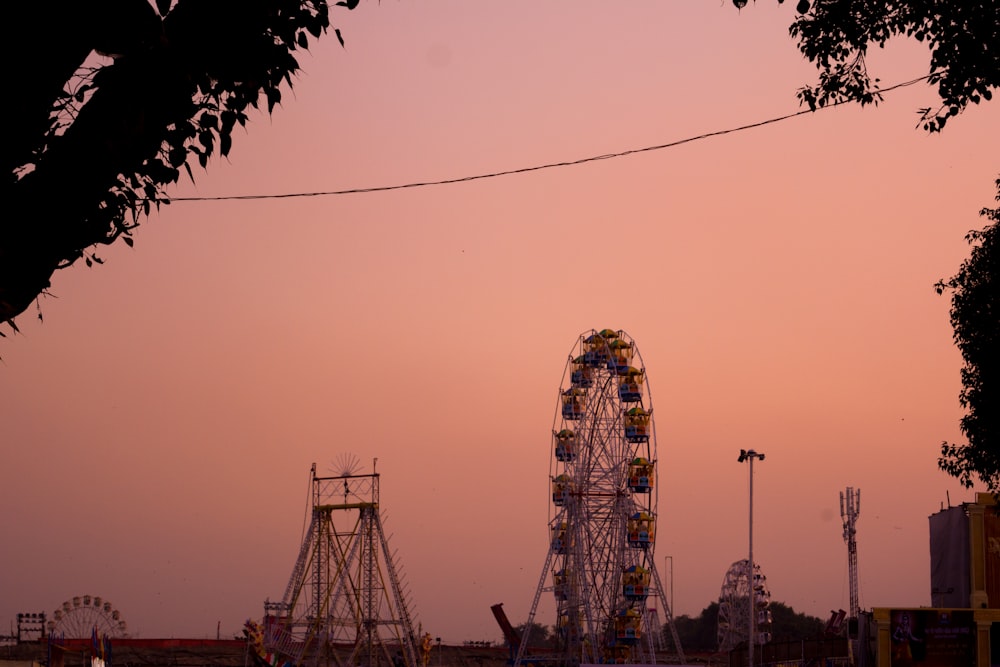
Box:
513, 621, 556, 649
767, 601, 826, 641
3, 2, 997, 331
670, 600, 824, 652
670, 602, 721, 652
734, 1, 998, 494
743, 0, 999, 132
936, 181, 1000, 494
1, 0, 353, 328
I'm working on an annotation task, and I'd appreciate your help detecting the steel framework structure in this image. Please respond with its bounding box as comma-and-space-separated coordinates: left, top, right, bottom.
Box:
840, 487, 861, 619
264, 464, 422, 667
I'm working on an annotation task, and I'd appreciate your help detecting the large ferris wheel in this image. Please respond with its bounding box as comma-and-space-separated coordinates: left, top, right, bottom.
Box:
515, 329, 684, 666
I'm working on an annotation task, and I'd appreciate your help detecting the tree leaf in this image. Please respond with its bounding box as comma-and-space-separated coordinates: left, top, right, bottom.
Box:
266, 87, 282, 113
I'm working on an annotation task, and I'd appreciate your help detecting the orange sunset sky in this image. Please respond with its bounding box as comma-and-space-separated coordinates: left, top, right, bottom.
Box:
1, 0, 998, 644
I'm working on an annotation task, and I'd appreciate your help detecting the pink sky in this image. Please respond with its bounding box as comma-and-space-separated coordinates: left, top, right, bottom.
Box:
2, 1, 997, 644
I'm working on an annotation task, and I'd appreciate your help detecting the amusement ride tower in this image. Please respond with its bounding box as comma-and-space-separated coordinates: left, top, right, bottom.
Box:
263, 460, 423, 667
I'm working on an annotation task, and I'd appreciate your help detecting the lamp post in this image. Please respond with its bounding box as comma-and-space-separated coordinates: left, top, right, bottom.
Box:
737, 449, 765, 667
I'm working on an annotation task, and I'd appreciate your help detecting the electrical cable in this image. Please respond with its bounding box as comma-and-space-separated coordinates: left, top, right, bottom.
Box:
165, 74, 936, 204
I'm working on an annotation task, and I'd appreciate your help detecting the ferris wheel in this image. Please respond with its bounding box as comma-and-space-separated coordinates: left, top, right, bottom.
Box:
47, 595, 128, 638
515, 329, 683, 666
717, 559, 772, 652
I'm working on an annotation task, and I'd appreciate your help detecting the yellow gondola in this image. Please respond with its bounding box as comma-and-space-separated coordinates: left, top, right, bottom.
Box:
624, 406, 651, 442
552, 474, 572, 506
622, 565, 650, 600
554, 429, 577, 462
607, 338, 633, 370
551, 522, 571, 554
570, 355, 594, 387
627, 511, 655, 548
618, 366, 644, 402
614, 608, 642, 644
627, 457, 654, 493
561, 387, 586, 420
583, 333, 610, 367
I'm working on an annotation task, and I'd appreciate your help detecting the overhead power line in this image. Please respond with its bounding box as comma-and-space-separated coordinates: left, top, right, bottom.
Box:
166, 74, 934, 203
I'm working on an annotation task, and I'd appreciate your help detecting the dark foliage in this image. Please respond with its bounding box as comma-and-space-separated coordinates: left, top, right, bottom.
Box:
736, 1, 999, 132
513, 621, 557, 649
670, 602, 722, 652
935, 180, 1000, 493
1, 0, 353, 328
670, 600, 825, 652
768, 601, 826, 641
725, 2, 999, 506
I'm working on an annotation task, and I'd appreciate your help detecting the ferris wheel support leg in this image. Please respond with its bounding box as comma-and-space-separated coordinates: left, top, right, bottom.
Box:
648, 561, 686, 665
513, 547, 555, 667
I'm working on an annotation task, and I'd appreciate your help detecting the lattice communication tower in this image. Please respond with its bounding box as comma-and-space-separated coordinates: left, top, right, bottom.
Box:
840, 487, 861, 619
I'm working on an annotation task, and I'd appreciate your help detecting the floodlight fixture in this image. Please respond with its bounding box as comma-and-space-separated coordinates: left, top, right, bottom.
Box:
737, 448, 766, 667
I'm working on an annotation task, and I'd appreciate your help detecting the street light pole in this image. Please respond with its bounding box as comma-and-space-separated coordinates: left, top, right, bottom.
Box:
737, 449, 765, 667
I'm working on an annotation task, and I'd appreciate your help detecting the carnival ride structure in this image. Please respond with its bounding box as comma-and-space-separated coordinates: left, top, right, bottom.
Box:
514, 329, 684, 666
716, 559, 772, 653
47, 595, 128, 638
262, 459, 424, 667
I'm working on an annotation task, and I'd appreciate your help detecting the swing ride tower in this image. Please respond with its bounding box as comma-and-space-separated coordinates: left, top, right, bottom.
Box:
263, 461, 424, 667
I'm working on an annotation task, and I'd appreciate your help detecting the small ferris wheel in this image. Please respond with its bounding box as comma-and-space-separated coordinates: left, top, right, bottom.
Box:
717, 560, 772, 652
47, 595, 128, 638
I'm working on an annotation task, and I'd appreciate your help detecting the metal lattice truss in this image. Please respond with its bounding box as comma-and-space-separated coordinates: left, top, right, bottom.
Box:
265, 465, 422, 667
840, 487, 861, 619
516, 329, 685, 666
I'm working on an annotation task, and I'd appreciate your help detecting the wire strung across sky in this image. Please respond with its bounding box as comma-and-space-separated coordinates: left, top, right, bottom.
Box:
165, 74, 935, 203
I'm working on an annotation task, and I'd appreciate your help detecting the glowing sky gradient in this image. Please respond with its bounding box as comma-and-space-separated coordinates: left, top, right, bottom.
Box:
2, 1, 998, 644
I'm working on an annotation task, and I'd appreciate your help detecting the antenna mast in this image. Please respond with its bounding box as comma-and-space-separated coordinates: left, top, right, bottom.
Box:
840, 487, 861, 618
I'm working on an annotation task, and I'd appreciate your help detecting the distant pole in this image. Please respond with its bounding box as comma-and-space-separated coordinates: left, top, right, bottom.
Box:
664, 555, 674, 616
840, 487, 861, 619
738, 449, 765, 667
